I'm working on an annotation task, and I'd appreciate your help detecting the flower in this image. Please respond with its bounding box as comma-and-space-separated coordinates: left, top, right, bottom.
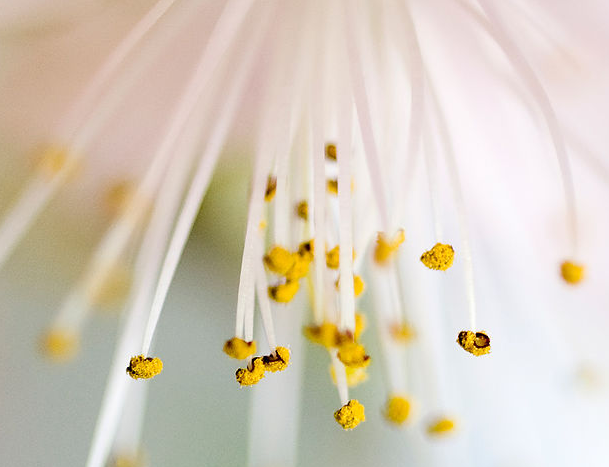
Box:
1, 1, 609, 466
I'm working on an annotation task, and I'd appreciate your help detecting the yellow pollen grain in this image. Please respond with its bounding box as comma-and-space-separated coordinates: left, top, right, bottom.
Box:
354, 313, 367, 341
296, 200, 308, 221
457, 330, 491, 356
235, 357, 265, 386
268, 280, 300, 303
334, 399, 365, 430
330, 364, 369, 387
126, 355, 163, 380
104, 180, 136, 216
420, 243, 455, 271
327, 179, 338, 195
40, 329, 79, 362
561, 260, 584, 285
264, 176, 277, 202
223, 337, 257, 360
263, 245, 295, 276
325, 143, 337, 161
374, 229, 405, 265
384, 395, 412, 426
337, 342, 371, 368
303, 322, 341, 348
390, 322, 416, 344
427, 417, 456, 436
262, 346, 290, 372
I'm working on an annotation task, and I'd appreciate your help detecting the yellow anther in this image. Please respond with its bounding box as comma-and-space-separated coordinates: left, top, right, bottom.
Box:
561, 260, 584, 284
337, 342, 370, 368
354, 313, 367, 341
325, 143, 337, 161
334, 399, 365, 430
35, 146, 77, 179
427, 417, 456, 436
223, 337, 257, 360
262, 346, 290, 372
420, 243, 455, 271
327, 179, 338, 195
126, 355, 163, 380
112, 455, 142, 467
259, 220, 267, 231
457, 330, 491, 356
374, 229, 405, 265
268, 280, 300, 303
384, 395, 412, 426
296, 200, 308, 221
105, 180, 135, 216
235, 357, 265, 386
297, 239, 314, 261
263, 246, 295, 276
40, 329, 79, 361
303, 322, 341, 348
87, 264, 133, 309
326, 246, 340, 269
335, 275, 365, 298
390, 322, 416, 344
330, 364, 369, 387
285, 253, 311, 281
264, 176, 277, 202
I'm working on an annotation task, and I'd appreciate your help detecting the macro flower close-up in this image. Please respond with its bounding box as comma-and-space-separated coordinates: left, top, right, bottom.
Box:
1, 1, 609, 466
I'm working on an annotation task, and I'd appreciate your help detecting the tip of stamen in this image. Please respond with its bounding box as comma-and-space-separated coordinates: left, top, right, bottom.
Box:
296, 200, 309, 220
334, 399, 366, 430
223, 337, 257, 360
261, 346, 290, 372
337, 342, 371, 368
235, 357, 265, 386
384, 395, 412, 426
126, 355, 163, 380
335, 275, 365, 298
420, 243, 455, 271
330, 364, 369, 387
457, 330, 491, 356
374, 230, 405, 265
561, 260, 584, 284
264, 176, 277, 202
34, 145, 78, 179
268, 280, 300, 303
427, 417, 456, 436
40, 329, 79, 362
389, 322, 416, 344
325, 143, 337, 161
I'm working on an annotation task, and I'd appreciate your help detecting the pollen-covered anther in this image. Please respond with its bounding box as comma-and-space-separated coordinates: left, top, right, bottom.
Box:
40, 329, 79, 361
263, 245, 295, 276
262, 346, 290, 372
297, 239, 314, 261
427, 417, 456, 436
384, 395, 412, 426
126, 355, 163, 380
264, 175, 277, 202
337, 342, 371, 368
390, 322, 416, 344
374, 229, 405, 265
354, 313, 367, 341
334, 399, 366, 430
303, 322, 341, 348
330, 364, 369, 387
268, 280, 300, 303
326, 246, 340, 269
420, 243, 455, 271
457, 330, 491, 356
104, 180, 136, 216
325, 143, 337, 161
35, 146, 78, 179
111, 455, 143, 467
561, 260, 584, 285
335, 275, 365, 298
327, 179, 338, 195
223, 337, 257, 360
296, 200, 308, 221
285, 252, 311, 281
235, 357, 265, 386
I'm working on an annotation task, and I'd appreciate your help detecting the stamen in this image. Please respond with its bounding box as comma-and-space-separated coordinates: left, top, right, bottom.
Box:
560, 260, 584, 285
373, 230, 405, 265
334, 399, 365, 430
420, 243, 455, 271
126, 355, 163, 380
457, 330, 491, 356
261, 346, 290, 373
383, 395, 412, 426
235, 357, 265, 387
268, 280, 300, 303
337, 342, 371, 369
325, 143, 337, 161
427, 417, 456, 436
263, 245, 295, 276
40, 329, 80, 362
223, 337, 257, 360
264, 176, 277, 202
335, 274, 365, 298
296, 200, 309, 220
330, 364, 369, 388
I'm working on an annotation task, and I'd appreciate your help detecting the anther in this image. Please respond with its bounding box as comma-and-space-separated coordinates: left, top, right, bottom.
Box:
303, 322, 341, 348
334, 399, 366, 430
457, 330, 491, 356
337, 342, 371, 368
35, 146, 78, 180
268, 280, 300, 303
126, 355, 163, 380
235, 357, 265, 386
326, 246, 340, 269
374, 229, 405, 265
261, 346, 290, 372
325, 143, 337, 161
297, 239, 314, 261
335, 275, 365, 297
427, 417, 456, 436
420, 243, 455, 271
354, 313, 367, 341
389, 322, 416, 344
561, 260, 584, 285
330, 364, 369, 387
327, 179, 338, 195
384, 395, 412, 426
223, 337, 257, 360
104, 180, 136, 216
264, 176, 277, 202
40, 329, 79, 361
263, 246, 295, 276
296, 200, 308, 221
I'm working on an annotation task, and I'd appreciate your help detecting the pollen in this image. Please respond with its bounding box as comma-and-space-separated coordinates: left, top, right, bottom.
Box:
427, 417, 456, 436
420, 243, 455, 271
41, 329, 79, 361
561, 260, 584, 284
334, 399, 365, 430
384, 395, 412, 426
296, 200, 308, 220
330, 364, 369, 387
35, 146, 77, 179
297, 239, 314, 261
390, 322, 416, 343
326, 246, 340, 269
337, 342, 371, 368
327, 179, 338, 195
354, 313, 367, 341
457, 330, 491, 356
264, 176, 277, 202
223, 337, 257, 360
303, 322, 341, 348
126, 355, 163, 380
374, 229, 405, 265
112, 455, 142, 467
335, 274, 365, 298
325, 143, 337, 161
104, 180, 135, 216
268, 280, 300, 303
262, 346, 290, 372
285, 253, 311, 281
235, 357, 265, 386
263, 245, 295, 276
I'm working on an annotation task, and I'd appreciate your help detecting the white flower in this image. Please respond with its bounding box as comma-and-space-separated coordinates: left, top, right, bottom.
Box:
1, 1, 608, 466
